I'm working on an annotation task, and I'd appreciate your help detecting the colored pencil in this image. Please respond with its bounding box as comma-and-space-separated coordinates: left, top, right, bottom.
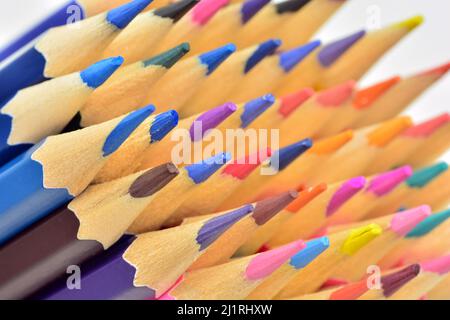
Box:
379, 208, 450, 270
331, 206, 430, 282
387, 255, 450, 300
43, 205, 254, 300
366, 113, 450, 174
290, 280, 369, 300
326, 166, 413, 225
366, 162, 449, 218
101, 0, 199, 64
166, 149, 272, 224
275, 224, 382, 298
266, 177, 366, 247
246, 237, 330, 300
357, 264, 421, 300
127, 152, 231, 233
248, 88, 315, 130
406, 115, 450, 168
160, 240, 306, 300
0, 57, 123, 165
180, 39, 281, 116
79, 44, 189, 127
310, 116, 412, 184
92, 110, 179, 183
276, 16, 423, 93
0, 105, 155, 244
0, 0, 135, 63
187, 0, 271, 55
278, 81, 355, 146
141, 44, 236, 112
276, 0, 347, 50
228, 41, 321, 103
355, 62, 450, 128
253, 130, 354, 198
218, 138, 313, 210
0, 0, 151, 100
188, 191, 299, 271
138, 102, 237, 170
0, 162, 179, 299
237, 184, 326, 256
153, 0, 230, 55
235, 0, 318, 49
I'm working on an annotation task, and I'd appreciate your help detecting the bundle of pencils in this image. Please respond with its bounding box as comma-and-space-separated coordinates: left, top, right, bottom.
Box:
0, 0, 449, 300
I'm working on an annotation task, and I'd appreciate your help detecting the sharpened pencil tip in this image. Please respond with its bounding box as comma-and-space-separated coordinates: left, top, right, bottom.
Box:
241, 94, 276, 128
353, 76, 401, 109
403, 113, 450, 137
199, 44, 236, 75
245, 39, 282, 73
222, 148, 272, 180
246, 240, 306, 280
279, 88, 314, 117
196, 204, 254, 250
129, 163, 179, 198
154, 0, 200, 22
421, 255, 450, 275
406, 162, 449, 188
150, 110, 179, 143
285, 184, 327, 213
107, 0, 153, 29
191, 0, 230, 26
271, 139, 313, 171
382, 264, 421, 297
310, 130, 354, 155
241, 0, 271, 24
289, 237, 329, 269
280, 40, 321, 72
275, 0, 312, 14
318, 30, 366, 67
252, 190, 299, 225
190, 103, 237, 141
368, 116, 413, 147
340, 224, 382, 255
316, 80, 356, 107
367, 166, 413, 197
144, 43, 190, 68
186, 152, 232, 184
391, 205, 431, 236
103, 105, 156, 157
326, 176, 366, 216
80, 56, 124, 89
393, 15, 424, 31
406, 208, 450, 238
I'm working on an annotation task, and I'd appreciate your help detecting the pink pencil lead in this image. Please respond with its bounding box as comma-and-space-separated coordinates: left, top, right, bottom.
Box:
367, 166, 413, 197
421, 255, 450, 275
390, 205, 431, 236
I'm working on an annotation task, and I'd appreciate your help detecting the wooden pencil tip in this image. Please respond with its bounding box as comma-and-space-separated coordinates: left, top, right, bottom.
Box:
406, 162, 449, 188
391, 205, 431, 236
330, 281, 369, 300
143, 43, 190, 69
154, 0, 200, 22
382, 264, 421, 297
286, 183, 327, 213
316, 80, 356, 107
199, 44, 236, 75
279, 40, 321, 72
366, 165, 413, 197
80, 56, 124, 89
272, 138, 313, 171
150, 110, 179, 142
190, 102, 237, 141
353, 76, 401, 110
191, 0, 230, 26
367, 116, 413, 147
289, 237, 329, 269
246, 240, 306, 280
417, 61, 450, 77
275, 0, 312, 15
241, 0, 271, 24
106, 0, 153, 29
252, 190, 299, 225
326, 177, 366, 217
196, 204, 254, 250
185, 152, 232, 184
129, 163, 179, 198
340, 224, 382, 255
310, 130, 354, 155
318, 30, 366, 67
244, 39, 281, 73
403, 113, 450, 137
421, 254, 450, 275
241, 94, 276, 128
278, 88, 314, 118
407, 208, 450, 238
393, 15, 424, 31
222, 148, 272, 180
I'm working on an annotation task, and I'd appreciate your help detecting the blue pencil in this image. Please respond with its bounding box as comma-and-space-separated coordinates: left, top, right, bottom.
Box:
0, 56, 124, 166
0, 0, 152, 101
0, 0, 138, 63
0, 105, 161, 245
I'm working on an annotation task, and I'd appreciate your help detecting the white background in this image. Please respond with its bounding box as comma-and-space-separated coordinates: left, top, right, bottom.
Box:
0, 0, 449, 160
